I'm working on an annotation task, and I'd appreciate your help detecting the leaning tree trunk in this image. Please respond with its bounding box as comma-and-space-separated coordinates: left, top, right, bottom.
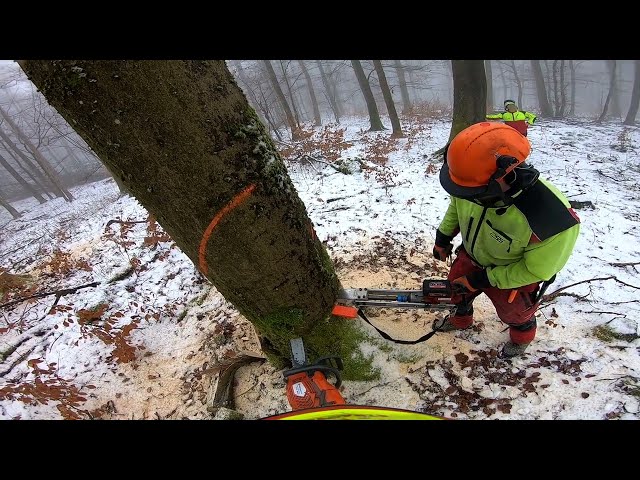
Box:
624, 60, 640, 125
18, 60, 373, 377
297, 60, 321, 127
0, 192, 20, 219
0, 151, 46, 203
447, 60, 487, 143
0, 106, 74, 201
263, 60, 300, 141
598, 60, 617, 123
531, 60, 553, 117
394, 60, 412, 114
351, 60, 385, 131
278, 61, 302, 129
484, 60, 494, 111
373, 60, 403, 137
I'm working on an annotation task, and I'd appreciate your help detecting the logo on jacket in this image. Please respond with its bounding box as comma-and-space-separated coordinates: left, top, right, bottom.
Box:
489, 231, 505, 244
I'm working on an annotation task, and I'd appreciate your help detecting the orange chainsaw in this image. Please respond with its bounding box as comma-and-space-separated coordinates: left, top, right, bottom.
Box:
283, 337, 346, 411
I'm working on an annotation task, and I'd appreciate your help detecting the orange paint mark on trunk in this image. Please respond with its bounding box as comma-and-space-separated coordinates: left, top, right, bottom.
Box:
198, 184, 256, 276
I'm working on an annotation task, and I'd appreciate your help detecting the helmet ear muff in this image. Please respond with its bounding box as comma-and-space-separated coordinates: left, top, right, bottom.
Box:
480, 155, 520, 199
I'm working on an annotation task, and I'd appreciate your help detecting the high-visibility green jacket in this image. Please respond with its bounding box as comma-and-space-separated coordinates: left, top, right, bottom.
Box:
486, 110, 537, 136
437, 178, 580, 289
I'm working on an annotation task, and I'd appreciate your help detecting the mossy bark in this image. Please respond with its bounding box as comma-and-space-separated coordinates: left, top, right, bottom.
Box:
18, 60, 374, 376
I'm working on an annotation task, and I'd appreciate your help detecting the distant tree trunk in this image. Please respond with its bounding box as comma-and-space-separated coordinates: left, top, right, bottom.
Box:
531, 60, 553, 117
624, 60, 640, 125
552, 60, 561, 118
569, 60, 576, 116
0, 151, 46, 203
0, 191, 20, 219
485, 60, 494, 111
598, 60, 617, 123
351, 60, 385, 131
0, 141, 54, 199
559, 60, 567, 118
509, 60, 523, 108
19, 60, 374, 376
447, 60, 486, 143
606, 60, 622, 118
298, 61, 321, 127
394, 60, 412, 114
0, 106, 74, 201
373, 60, 403, 137
230, 61, 273, 136
316, 61, 340, 123
278, 61, 301, 128
498, 62, 508, 99
263, 60, 300, 140
0, 124, 59, 199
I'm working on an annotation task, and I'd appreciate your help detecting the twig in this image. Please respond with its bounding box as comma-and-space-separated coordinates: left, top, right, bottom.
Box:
104, 219, 147, 232
581, 311, 626, 316
543, 276, 640, 303
0, 281, 100, 310
610, 261, 640, 267
597, 169, 617, 181
321, 206, 351, 213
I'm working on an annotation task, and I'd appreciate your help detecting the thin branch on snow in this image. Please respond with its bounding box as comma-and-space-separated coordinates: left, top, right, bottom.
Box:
544, 275, 640, 303
0, 281, 100, 310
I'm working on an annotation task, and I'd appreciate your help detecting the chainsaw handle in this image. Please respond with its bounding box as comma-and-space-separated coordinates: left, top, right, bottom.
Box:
283, 364, 343, 389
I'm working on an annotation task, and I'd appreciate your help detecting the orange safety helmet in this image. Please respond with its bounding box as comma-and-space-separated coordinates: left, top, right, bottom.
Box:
440, 122, 531, 199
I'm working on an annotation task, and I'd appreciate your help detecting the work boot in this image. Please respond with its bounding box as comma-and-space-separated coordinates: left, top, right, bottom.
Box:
498, 341, 530, 359
432, 314, 473, 332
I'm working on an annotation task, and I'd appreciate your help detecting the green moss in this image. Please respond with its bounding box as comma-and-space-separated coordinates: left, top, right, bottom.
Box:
593, 325, 639, 343
392, 351, 423, 364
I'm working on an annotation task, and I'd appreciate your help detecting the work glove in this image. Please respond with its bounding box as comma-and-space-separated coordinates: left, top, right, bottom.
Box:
433, 229, 454, 262
452, 270, 491, 293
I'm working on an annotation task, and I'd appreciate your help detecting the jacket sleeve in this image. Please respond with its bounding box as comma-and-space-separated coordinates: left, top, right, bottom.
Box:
486, 223, 580, 289
524, 111, 537, 125
485, 112, 504, 120
438, 196, 460, 238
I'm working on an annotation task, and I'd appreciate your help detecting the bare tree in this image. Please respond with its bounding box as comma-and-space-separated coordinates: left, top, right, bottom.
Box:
298, 61, 321, 127
531, 60, 553, 117
0, 190, 20, 219
394, 60, 412, 114
351, 60, 385, 131
485, 60, 494, 111
277, 61, 302, 129
606, 60, 622, 118
569, 60, 576, 116
316, 61, 340, 123
19, 60, 375, 374
0, 151, 46, 203
263, 60, 300, 140
0, 106, 73, 201
624, 60, 640, 126
447, 60, 486, 143
598, 60, 617, 123
373, 60, 403, 137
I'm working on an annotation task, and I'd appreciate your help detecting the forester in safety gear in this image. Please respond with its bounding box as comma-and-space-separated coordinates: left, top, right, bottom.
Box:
486, 100, 537, 136
432, 122, 580, 358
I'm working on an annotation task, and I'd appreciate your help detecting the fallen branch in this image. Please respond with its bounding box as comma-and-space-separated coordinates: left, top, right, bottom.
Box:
544, 276, 640, 303
0, 281, 100, 310
610, 261, 640, 267
293, 154, 349, 174
104, 219, 147, 231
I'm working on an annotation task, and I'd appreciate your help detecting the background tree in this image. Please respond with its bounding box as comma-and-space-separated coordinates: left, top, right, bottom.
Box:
373, 60, 403, 137
263, 60, 300, 140
531, 60, 554, 117
485, 60, 494, 111
624, 60, 640, 126
598, 60, 617, 123
394, 60, 412, 114
18, 60, 374, 377
351, 60, 385, 131
298, 60, 321, 127
447, 60, 487, 143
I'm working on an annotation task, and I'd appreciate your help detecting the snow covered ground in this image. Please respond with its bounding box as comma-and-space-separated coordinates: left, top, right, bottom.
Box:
1, 115, 639, 420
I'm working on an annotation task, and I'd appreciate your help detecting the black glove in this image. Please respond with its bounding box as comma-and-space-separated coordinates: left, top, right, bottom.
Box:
433, 229, 454, 261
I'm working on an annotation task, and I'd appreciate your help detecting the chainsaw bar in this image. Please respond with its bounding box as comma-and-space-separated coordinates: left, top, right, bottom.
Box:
338, 288, 456, 310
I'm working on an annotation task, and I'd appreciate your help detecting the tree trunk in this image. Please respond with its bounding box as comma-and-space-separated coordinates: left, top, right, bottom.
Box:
0, 106, 74, 201
552, 60, 561, 118
229, 61, 273, 135
597, 60, 616, 123
485, 60, 494, 111
263, 60, 300, 140
19, 60, 373, 376
447, 60, 486, 143
0, 151, 46, 203
394, 60, 412, 114
298, 60, 321, 127
606, 59, 622, 118
558, 60, 567, 118
351, 60, 385, 131
0, 127, 57, 198
373, 60, 403, 137
624, 60, 640, 125
278, 61, 301, 129
509, 60, 523, 109
569, 60, 576, 116
0, 191, 20, 219
531, 60, 553, 117
316, 61, 340, 123
498, 62, 508, 100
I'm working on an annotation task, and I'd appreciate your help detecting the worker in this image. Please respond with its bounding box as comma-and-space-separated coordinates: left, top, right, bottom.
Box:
486, 99, 537, 136
432, 122, 580, 358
